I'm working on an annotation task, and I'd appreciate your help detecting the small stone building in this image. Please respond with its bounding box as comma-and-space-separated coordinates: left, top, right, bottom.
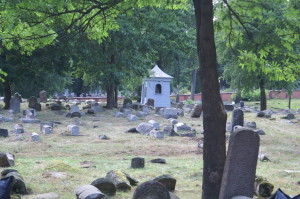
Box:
141, 65, 173, 108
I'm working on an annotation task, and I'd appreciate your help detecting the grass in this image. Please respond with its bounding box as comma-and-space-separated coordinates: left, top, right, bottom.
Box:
245, 98, 300, 111
0, 100, 300, 198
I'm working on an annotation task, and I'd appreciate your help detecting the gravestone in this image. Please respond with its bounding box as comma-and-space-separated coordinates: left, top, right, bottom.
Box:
219, 128, 260, 199
191, 104, 202, 118
148, 120, 160, 130
23, 109, 36, 118
224, 104, 234, 111
123, 98, 133, 108
231, 109, 244, 133
67, 125, 80, 135
31, 133, 39, 142
162, 108, 178, 119
133, 180, 170, 199
28, 96, 41, 111
147, 98, 154, 107
0, 129, 9, 137
71, 112, 81, 118
127, 114, 138, 122
92, 103, 103, 112
240, 101, 245, 108
21, 118, 40, 123
91, 178, 116, 196
74, 185, 105, 199
131, 157, 145, 168
149, 130, 164, 139
10, 93, 21, 113
71, 105, 80, 113
40, 122, 54, 131
0, 116, 13, 122
39, 90, 47, 102
42, 125, 53, 134
106, 170, 131, 191
153, 175, 177, 191
0, 153, 15, 167
14, 124, 24, 134
2, 170, 28, 194
174, 123, 191, 133
136, 123, 154, 135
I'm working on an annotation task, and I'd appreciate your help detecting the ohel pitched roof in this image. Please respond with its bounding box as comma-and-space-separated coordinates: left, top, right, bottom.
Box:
150, 65, 173, 78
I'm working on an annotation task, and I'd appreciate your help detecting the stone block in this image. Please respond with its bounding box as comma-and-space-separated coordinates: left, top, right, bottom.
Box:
67, 125, 80, 135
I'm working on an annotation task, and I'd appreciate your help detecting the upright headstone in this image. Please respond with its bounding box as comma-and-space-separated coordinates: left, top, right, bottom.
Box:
13, 124, 24, 134
191, 104, 202, 118
71, 105, 80, 113
28, 96, 38, 109
0, 129, 9, 137
67, 125, 80, 135
23, 109, 36, 118
31, 133, 40, 142
219, 128, 260, 199
231, 109, 244, 133
131, 157, 145, 168
10, 93, 21, 113
39, 90, 47, 102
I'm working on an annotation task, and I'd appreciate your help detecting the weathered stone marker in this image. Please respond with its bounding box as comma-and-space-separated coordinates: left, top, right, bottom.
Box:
10, 93, 21, 113
131, 157, 145, 168
191, 104, 202, 118
39, 90, 47, 102
91, 177, 116, 195
74, 185, 105, 199
0, 129, 9, 137
219, 128, 260, 199
133, 180, 170, 199
231, 109, 244, 133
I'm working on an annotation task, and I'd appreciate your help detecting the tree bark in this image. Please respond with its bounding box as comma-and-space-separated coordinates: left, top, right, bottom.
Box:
288, 92, 292, 110
114, 84, 118, 108
191, 69, 197, 101
106, 83, 115, 109
259, 78, 267, 111
3, 79, 11, 109
193, 0, 227, 198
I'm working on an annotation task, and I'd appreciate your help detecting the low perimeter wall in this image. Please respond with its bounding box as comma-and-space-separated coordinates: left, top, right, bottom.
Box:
69, 90, 300, 103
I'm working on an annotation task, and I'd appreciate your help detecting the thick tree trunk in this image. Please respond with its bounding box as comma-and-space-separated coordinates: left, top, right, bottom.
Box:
191, 69, 197, 101
259, 78, 267, 111
193, 0, 227, 199
3, 80, 11, 109
114, 85, 118, 108
106, 83, 115, 109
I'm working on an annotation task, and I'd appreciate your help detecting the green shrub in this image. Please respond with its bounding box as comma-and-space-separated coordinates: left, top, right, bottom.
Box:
232, 90, 269, 101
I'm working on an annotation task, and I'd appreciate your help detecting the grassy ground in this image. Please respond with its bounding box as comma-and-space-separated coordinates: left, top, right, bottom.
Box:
246, 98, 300, 111
0, 100, 299, 199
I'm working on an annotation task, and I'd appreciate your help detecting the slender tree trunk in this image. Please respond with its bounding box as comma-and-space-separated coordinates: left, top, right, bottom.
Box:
288, 92, 292, 110
193, 0, 227, 198
191, 69, 197, 101
259, 78, 267, 111
3, 79, 11, 109
114, 85, 118, 108
106, 83, 115, 109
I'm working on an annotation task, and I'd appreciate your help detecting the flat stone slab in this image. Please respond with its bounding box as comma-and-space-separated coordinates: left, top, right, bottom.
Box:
23, 192, 59, 199
20, 118, 41, 123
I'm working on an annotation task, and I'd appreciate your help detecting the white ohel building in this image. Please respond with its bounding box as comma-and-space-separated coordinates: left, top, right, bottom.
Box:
141, 65, 173, 107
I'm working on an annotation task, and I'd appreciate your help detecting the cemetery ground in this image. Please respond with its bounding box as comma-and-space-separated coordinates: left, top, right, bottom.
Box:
0, 99, 300, 199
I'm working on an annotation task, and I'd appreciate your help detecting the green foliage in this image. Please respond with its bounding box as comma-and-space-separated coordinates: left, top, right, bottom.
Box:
216, 0, 300, 91
231, 89, 269, 101
179, 87, 191, 94
0, 69, 7, 82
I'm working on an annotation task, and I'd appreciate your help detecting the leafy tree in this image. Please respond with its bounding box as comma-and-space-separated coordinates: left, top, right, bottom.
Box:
215, 0, 300, 110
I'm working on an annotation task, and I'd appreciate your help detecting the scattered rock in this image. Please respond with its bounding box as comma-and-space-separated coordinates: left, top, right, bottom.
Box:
125, 127, 139, 133
286, 113, 295, 120
148, 120, 160, 130
14, 124, 24, 134
127, 114, 138, 122
3, 171, 28, 194
258, 153, 271, 162
67, 125, 80, 135
0, 152, 15, 167
168, 118, 178, 125
150, 158, 166, 164
174, 123, 191, 133
191, 104, 202, 118
20, 118, 41, 123
224, 104, 234, 111
255, 176, 274, 198
31, 133, 40, 142
256, 111, 265, 117
99, 135, 109, 140
71, 112, 81, 118
254, 129, 266, 135
244, 121, 256, 129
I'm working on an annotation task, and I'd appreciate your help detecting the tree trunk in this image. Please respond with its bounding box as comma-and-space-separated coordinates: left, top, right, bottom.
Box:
193, 0, 227, 199
106, 83, 115, 109
259, 78, 267, 111
288, 92, 292, 110
114, 85, 118, 108
3, 79, 11, 109
191, 69, 197, 101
